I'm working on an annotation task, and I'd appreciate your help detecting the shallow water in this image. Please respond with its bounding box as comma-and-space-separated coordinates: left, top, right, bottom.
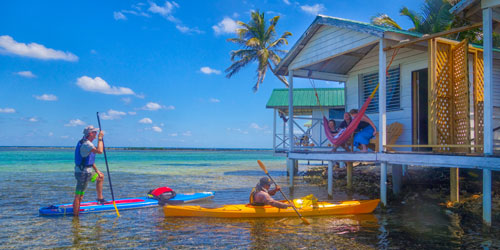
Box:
0, 148, 498, 249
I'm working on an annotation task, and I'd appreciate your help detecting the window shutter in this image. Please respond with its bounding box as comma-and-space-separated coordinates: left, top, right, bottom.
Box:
361, 67, 400, 113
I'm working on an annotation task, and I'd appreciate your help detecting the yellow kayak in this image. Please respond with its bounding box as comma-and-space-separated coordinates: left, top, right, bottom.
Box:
163, 199, 380, 218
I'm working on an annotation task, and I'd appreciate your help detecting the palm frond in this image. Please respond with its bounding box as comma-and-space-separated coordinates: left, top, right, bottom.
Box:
370, 14, 402, 29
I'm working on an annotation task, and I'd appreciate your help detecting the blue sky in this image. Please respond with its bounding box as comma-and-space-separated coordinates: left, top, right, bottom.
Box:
0, 0, 421, 148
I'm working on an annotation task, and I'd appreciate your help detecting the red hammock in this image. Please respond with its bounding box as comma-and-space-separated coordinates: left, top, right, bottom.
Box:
323, 85, 378, 146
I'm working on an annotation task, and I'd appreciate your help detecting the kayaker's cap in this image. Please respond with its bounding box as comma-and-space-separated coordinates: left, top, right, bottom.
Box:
259, 177, 272, 186
83, 125, 99, 136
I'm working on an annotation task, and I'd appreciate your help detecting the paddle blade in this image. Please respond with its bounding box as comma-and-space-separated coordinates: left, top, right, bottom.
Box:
257, 160, 268, 174
112, 201, 121, 217
301, 217, 310, 225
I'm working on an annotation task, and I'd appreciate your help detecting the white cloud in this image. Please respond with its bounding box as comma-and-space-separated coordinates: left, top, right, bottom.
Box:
169, 133, 178, 136
15, 71, 36, 78
165, 105, 175, 110
283, 0, 291, 5
128, 111, 137, 115
76, 76, 135, 95
182, 131, 192, 136
100, 109, 126, 120
90, 49, 97, 54
34, 94, 58, 101
200, 66, 221, 75
142, 102, 163, 111
300, 4, 325, 15
148, 1, 178, 17
122, 97, 132, 104
29, 117, 38, 122
152, 126, 162, 132
176, 25, 203, 34
212, 17, 238, 35
227, 127, 248, 134
139, 117, 153, 124
60, 135, 69, 139
0, 108, 15, 113
209, 98, 220, 103
0, 35, 78, 61
250, 122, 266, 130
65, 119, 86, 127
48, 132, 54, 136
122, 9, 150, 17
114, 11, 127, 20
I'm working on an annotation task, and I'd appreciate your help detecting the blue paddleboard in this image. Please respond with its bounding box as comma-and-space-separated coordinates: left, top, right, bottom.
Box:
39, 192, 215, 216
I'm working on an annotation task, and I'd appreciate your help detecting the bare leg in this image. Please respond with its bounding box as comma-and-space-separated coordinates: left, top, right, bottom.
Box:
96, 175, 104, 200
360, 144, 367, 152
73, 194, 83, 216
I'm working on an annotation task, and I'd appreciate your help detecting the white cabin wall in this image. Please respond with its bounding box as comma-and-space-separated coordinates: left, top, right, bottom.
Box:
289, 26, 378, 70
345, 44, 428, 150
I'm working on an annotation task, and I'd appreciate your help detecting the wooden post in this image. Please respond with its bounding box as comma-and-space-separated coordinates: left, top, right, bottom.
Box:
327, 161, 333, 197
273, 109, 276, 151
347, 162, 353, 189
392, 164, 402, 195
288, 70, 294, 186
379, 38, 387, 152
450, 168, 459, 202
483, 7, 493, 226
381, 162, 387, 206
483, 169, 492, 226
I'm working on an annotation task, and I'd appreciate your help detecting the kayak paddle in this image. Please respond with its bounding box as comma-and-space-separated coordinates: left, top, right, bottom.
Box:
97, 112, 120, 217
257, 160, 310, 225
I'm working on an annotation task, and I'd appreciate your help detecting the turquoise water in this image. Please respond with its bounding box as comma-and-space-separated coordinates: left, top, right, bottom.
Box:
0, 148, 498, 249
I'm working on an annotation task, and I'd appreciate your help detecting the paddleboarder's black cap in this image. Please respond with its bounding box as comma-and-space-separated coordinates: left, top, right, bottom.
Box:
259, 177, 272, 186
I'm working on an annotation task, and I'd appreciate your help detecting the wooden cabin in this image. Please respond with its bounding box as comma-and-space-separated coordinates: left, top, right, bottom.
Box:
274, 12, 500, 225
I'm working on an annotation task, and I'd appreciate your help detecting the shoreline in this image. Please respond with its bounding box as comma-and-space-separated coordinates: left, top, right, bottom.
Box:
0, 146, 273, 152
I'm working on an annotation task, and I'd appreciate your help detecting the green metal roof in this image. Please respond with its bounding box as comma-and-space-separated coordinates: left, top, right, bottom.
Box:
266, 88, 344, 108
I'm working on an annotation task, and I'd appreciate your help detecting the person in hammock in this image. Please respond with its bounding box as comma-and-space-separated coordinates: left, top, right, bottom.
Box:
331, 113, 351, 151
328, 119, 338, 135
349, 109, 377, 152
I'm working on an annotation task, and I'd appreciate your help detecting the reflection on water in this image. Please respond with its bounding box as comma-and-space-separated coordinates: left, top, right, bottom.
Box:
0, 149, 498, 249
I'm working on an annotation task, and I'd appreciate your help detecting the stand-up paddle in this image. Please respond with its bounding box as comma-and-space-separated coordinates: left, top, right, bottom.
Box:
257, 160, 310, 225
97, 112, 120, 217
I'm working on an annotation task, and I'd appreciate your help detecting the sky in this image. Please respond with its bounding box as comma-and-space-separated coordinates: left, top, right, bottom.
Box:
0, 0, 422, 148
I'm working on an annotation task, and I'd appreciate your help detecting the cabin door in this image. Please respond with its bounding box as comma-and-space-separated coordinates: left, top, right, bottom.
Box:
412, 68, 429, 151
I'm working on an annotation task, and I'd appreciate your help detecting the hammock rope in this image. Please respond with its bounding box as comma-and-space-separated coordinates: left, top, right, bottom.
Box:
310, 47, 400, 147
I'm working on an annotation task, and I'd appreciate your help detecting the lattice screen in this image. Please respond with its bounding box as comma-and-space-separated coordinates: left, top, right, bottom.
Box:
451, 40, 470, 152
474, 51, 484, 152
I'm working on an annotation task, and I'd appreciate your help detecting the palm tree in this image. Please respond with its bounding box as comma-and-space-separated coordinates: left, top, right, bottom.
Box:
371, 0, 453, 34
226, 11, 292, 92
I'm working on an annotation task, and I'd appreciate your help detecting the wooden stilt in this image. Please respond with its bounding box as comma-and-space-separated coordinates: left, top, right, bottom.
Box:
347, 162, 353, 189
450, 167, 459, 202
328, 161, 333, 197
381, 162, 387, 206
392, 164, 402, 195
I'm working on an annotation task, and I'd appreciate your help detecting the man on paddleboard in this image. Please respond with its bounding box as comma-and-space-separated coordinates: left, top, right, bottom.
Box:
72, 125, 106, 216
249, 177, 292, 209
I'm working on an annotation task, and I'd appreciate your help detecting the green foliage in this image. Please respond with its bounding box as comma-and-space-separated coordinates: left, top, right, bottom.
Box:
226, 11, 292, 92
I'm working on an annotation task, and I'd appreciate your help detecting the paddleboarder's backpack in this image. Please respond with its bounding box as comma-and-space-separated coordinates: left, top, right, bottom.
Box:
148, 187, 176, 206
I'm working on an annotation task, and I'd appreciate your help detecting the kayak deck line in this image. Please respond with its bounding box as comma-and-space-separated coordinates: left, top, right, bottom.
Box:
163, 199, 380, 218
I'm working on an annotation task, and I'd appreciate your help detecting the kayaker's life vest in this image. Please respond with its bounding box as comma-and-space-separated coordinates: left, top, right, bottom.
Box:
74, 139, 96, 169
249, 188, 265, 206
148, 187, 176, 206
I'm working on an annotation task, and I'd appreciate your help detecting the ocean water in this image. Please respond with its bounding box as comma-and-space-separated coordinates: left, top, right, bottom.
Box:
0, 148, 498, 249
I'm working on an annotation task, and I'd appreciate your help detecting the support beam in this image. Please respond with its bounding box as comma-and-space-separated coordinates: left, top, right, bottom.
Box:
288, 70, 294, 186
347, 162, 353, 189
379, 39, 387, 153
483, 8, 494, 156
384, 23, 482, 51
392, 164, 402, 195
450, 168, 460, 202
273, 109, 277, 151
483, 169, 492, 226
292, 69, 348, 82
328, 161, 333, 197
381, 162, 387, 206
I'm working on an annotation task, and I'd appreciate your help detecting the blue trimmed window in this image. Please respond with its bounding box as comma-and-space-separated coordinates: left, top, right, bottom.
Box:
361, 67, 401, 113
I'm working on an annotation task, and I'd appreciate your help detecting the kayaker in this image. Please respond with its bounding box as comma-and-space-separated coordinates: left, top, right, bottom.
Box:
249, 177, 292, 209
72, 125, 106, 216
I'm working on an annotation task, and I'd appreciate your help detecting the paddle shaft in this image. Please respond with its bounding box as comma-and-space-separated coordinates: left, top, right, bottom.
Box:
96, 112, 116, 202
264, 173, 306, 220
